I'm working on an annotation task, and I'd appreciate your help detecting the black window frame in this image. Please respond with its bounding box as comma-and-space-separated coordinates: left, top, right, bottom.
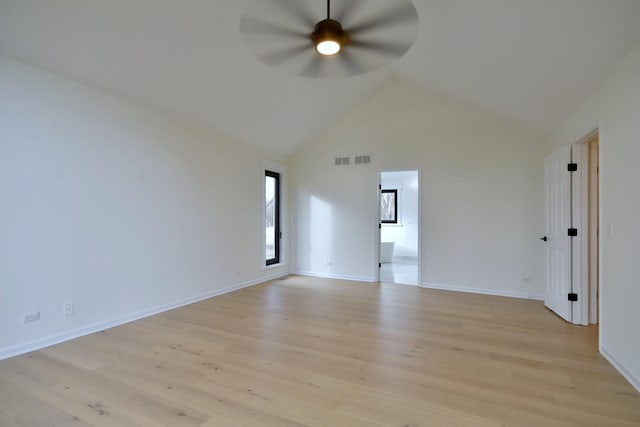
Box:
265, 170, 281, 266
380, 189, 398, 224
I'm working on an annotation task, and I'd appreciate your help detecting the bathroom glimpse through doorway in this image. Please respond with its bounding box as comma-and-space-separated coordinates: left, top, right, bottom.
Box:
378, 170, 420, 286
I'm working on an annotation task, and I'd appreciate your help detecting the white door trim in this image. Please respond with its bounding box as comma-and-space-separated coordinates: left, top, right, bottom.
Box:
588, 138, 599, 324
373, 174, 381, 282
572, 142, 589, 325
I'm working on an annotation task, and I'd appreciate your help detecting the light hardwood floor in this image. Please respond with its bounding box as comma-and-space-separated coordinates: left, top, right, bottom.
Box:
1, 275, 639, 426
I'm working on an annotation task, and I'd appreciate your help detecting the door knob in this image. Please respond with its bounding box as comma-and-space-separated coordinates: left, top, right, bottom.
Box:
540, 236, 548, 242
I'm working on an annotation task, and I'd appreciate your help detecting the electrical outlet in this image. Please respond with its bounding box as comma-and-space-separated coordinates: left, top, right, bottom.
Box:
63, 302, 73, 316
22, 311, 40, 323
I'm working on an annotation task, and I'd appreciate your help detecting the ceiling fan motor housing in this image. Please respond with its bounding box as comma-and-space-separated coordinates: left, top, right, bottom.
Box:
311, 19, 348, 54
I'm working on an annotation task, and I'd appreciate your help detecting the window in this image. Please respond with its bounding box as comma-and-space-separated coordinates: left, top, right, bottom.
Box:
380, 189, 398, 224
265, 170, 280, 265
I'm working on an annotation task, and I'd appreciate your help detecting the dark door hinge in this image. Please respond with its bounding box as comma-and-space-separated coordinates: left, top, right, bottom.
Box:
568, 293, 578, 302
568, 228, 578, 237
568, 163, 578, 172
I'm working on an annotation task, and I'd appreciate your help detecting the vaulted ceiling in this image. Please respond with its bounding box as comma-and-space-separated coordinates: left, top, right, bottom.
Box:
2, 0, 640, 155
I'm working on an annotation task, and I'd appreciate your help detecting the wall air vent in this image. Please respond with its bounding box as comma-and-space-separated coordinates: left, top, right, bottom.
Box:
334, 157, 350, 166
355, 155, 371, 165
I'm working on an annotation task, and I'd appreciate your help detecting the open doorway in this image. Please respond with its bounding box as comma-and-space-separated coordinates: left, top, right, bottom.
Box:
379, 170, 419, 285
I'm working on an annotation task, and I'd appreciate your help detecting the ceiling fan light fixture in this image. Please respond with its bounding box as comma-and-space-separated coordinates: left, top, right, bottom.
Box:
316, 40, 341, 56
312, 19, 346, 56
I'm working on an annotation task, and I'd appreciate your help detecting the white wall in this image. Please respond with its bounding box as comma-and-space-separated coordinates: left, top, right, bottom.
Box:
381, 171, 418, 259
0, 56, 288, 357
551, 41, 640, 391
291, 78, 548, 298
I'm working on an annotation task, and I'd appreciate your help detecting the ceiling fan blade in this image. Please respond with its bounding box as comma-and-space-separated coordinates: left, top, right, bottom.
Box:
240, 16, 309, 39
265, 0, 317, 29
300, 54, 325, 78
258, 43, 312, 66
349, 39, 412, 58
338, 50, 367, 76
332, 0, 366, 25
348, 1, 418, 36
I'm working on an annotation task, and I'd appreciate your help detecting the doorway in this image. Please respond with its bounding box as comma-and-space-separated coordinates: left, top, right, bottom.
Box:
378, 170, 419, 286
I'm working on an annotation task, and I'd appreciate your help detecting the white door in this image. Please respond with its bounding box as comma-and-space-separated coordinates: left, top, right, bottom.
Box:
543, 145, 572, 322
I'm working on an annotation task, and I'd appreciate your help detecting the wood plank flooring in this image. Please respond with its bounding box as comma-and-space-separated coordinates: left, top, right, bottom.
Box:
1, 275, 639, 426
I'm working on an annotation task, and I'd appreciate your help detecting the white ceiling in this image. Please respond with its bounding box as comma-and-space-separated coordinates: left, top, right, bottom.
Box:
2, 0, 640, 155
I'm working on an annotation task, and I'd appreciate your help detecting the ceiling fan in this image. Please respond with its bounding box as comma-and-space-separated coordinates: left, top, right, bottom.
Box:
240, 0, 419, 78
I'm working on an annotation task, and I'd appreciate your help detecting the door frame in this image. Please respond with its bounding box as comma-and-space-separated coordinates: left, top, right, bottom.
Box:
572, 142, 589, 325
588, 135, 599, 324
374, 169, 422, 286
573, 130, 599, 325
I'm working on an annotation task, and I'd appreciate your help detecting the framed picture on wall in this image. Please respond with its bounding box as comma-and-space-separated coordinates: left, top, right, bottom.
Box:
380, 189, 398, 224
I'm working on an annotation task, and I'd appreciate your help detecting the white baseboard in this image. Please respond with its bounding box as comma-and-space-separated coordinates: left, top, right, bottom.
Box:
600, 346, 640, 393
0, 272, 287, 361
421, 282, 544, 301
294, 270, 374, 283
